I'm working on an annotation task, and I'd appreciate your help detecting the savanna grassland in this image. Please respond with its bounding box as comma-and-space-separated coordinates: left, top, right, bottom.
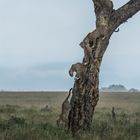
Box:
0, 91, 139, 140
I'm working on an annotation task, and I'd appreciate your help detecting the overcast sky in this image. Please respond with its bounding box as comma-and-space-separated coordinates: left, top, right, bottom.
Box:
0, 0, 140, 91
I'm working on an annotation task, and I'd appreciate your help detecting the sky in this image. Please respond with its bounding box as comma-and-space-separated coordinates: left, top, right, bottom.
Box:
0, 0, 140, 91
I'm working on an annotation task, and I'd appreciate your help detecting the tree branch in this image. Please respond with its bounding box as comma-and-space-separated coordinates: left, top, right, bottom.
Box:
111, 0, 140, 28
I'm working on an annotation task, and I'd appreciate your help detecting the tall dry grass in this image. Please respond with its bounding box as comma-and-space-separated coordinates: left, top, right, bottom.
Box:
0, 92, 139, 140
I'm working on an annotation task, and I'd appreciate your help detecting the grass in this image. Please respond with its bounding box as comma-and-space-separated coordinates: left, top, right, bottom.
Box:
0, 91, 139, 140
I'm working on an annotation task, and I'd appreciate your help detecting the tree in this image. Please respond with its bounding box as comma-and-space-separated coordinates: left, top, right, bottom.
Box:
67, 0, 140, 135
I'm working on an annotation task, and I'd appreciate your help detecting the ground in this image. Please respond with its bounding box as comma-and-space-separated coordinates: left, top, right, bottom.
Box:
0, 91, 139, 140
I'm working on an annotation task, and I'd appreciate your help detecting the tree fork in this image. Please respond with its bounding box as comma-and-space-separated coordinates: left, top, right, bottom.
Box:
67, 0, 140, 135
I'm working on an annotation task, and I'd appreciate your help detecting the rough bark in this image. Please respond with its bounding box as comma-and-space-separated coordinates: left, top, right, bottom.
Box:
67, 0, 140, 135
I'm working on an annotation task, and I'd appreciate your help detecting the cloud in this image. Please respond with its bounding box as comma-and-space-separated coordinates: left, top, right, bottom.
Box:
0, 0, 140, 90
0, 62, 73, 90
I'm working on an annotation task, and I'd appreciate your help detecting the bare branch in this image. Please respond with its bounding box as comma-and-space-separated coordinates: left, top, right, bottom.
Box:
111, 0, 140, 28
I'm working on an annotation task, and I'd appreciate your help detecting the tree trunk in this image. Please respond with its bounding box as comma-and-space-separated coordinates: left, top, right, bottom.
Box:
68, 38, 110, 134
67, 0, 140, 135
